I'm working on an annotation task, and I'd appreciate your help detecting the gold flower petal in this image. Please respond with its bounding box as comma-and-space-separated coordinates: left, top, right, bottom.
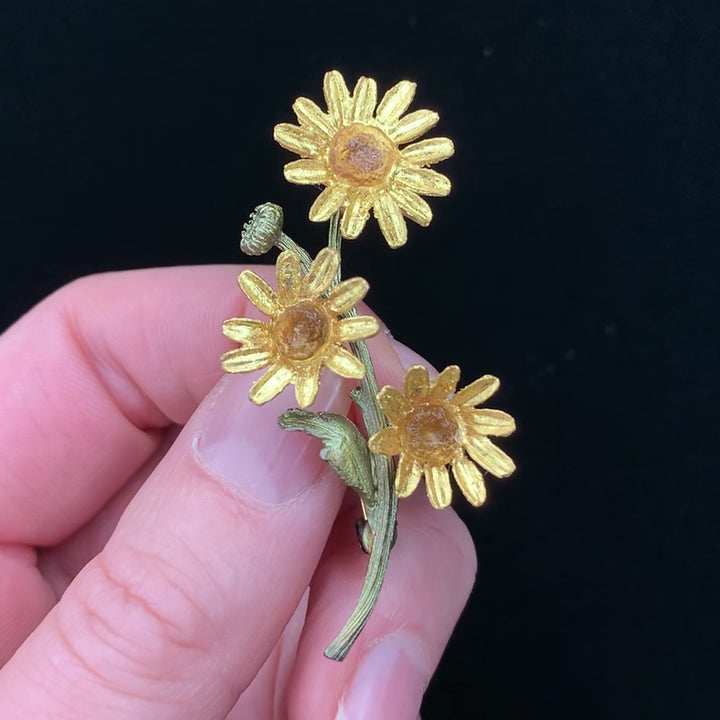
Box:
323, 345, 366, 379
276, 250, 302, 304
463, 408, 517, 437
373, 364, 515, 508
238, 270, 281, 316
464, 434, 516, 478
374, 193, 408, 248
352, 76, 378, 123
389, 109, 439, 144
395, 166, 451, 197
430, 365, 461, 400
283, 159, 329, 185
223, 246, 378, 409
389, 187, 433, 227
292, 97, 334, 137
308, 185, 348, 222
323, 70, 351, 127
326, 277, 370, 314
335, 315, 380, 343
340, 191, 373, 239
377, 386, 411, 425
276, 73, 453, 247
303, 247, 339, 298
401, 137, 455, 165
222, 318, 270, 345
294, 366, 321, 408
221, 347, 273, 373
452, 374, 500, 407
425, 465, 453, 509
404, 364, 430, 399
273, 123, 323, 157
368, 427, 403, 457
452, 456, 487, 506
395, 455, 423, 498
249, 363, 295, 405
375, 80, 417, 125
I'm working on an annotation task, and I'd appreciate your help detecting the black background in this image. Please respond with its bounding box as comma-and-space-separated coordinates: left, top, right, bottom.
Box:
2, 1, 719, 717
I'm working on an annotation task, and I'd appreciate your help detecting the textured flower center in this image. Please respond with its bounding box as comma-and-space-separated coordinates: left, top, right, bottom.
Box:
328, 123, 396, 185
404, 403, 459, 465
274, 301, 330, 361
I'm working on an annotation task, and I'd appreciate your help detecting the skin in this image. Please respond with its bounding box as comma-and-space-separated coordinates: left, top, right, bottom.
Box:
0, 265, 476, 720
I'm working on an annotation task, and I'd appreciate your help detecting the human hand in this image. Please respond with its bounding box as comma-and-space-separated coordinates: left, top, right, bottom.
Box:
0, 265, 476, 719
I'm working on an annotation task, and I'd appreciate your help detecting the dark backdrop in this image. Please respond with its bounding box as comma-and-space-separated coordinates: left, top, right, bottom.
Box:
2, 1, 719, 718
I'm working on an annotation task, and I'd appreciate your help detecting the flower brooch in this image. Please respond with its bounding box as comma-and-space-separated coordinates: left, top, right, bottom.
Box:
221, 248, 377, 408
274, 69, 453, 248
221, 70, 516, 659
370, 366, 516, 509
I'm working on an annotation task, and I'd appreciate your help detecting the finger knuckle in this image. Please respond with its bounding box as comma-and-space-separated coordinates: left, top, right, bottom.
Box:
57, 544, 219, 691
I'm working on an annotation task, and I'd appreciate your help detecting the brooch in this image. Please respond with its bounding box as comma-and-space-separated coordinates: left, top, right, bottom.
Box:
221, 70, 516, 660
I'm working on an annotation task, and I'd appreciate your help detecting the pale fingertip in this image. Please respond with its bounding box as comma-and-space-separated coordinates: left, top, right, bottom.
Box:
335, 633, 428, 720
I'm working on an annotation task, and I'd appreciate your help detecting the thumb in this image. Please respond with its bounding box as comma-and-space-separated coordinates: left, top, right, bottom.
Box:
0, 370, 352, 720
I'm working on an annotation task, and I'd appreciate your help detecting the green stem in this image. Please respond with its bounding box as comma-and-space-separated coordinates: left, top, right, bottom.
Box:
323, 212, 398, 661
275, 232, 312, 269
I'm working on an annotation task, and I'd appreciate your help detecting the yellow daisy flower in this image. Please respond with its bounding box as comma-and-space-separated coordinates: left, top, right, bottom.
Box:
368, 365, 516, 509
273, 69, 454, 249
221, 248, 379, 408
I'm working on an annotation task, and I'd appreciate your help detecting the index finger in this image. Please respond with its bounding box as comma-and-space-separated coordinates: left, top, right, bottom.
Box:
0, 265, 255, 545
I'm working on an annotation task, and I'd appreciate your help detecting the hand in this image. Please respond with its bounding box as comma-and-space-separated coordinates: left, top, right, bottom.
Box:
0, 265, 476, 719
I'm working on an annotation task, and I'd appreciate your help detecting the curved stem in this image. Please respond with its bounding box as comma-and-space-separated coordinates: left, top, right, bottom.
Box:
323, 212, 398, 661
275, 232, 312, 269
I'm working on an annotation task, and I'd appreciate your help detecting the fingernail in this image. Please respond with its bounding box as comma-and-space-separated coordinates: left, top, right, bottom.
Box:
336, 633, 428, 720
196, 370, 351, 504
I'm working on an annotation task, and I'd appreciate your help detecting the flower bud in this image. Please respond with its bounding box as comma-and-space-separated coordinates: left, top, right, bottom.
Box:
240, 202, 284, 256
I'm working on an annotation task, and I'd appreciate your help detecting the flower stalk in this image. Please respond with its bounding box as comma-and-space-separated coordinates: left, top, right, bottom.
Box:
323, 212, 398, 661
277, 212, 398, 660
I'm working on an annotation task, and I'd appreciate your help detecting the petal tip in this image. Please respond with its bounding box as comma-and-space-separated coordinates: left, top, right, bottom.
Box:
325, 68, 345, 81
499, 458, 517, 477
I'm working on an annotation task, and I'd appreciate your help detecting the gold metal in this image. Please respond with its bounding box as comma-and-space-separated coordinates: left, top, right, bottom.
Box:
240, 202, 284, 255
273, 70, 454, 248
221, 70, 519, 666
240, 202, 313, 268
369, 365, 516, 509
221, 248, 379, 408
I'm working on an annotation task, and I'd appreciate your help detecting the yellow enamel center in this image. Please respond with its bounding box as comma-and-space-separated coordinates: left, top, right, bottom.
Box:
404, 403, 459, 465
328, 123, 396, 185
273, 301, 330, 361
